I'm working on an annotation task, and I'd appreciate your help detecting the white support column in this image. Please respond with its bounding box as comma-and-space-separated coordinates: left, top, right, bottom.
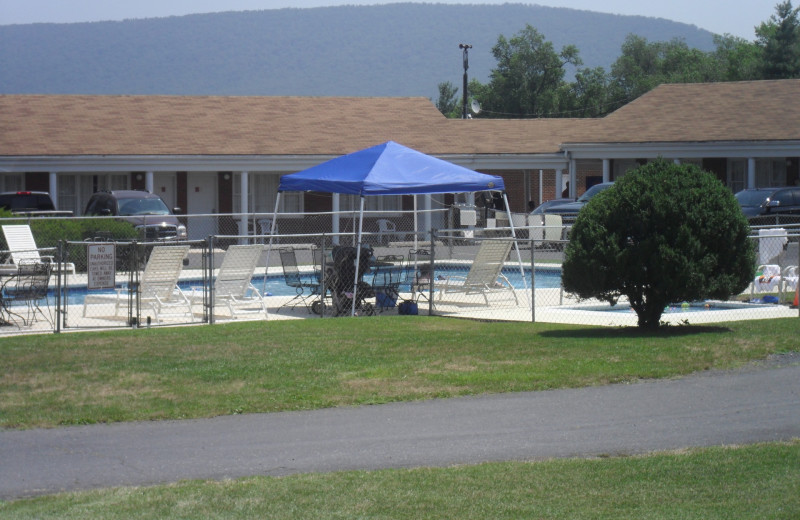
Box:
747, 158, 756, 188
332, 193, 340, 245
602, 160, 610, 183
145, 171, 154, 194
239, 171, 249, 239
538, 169, 543, 206
48, 172, 58, 209
554, 169, 563, 200
422, 195, 432, 240
568, 159, 577, 199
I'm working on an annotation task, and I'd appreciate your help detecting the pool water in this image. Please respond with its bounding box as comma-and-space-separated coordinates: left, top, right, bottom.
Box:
46, 265, 562, 306
580, 301, 772, 314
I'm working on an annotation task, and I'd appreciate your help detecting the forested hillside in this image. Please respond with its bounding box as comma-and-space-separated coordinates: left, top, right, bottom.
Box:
0, 3, 715, 98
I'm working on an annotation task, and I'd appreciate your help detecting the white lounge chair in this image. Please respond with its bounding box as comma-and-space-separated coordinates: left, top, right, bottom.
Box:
83, 245, 193, 323
753, 264, 782, 293
376, 219, 397, 245
783, 265, 798, 293
439, 239, 518, 305
530, 214, 563, 247
1, 224, 75, 274
193, 244, 268, 318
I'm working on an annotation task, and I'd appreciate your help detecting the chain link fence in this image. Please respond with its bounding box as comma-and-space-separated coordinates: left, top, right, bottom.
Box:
0, 212, 798, 335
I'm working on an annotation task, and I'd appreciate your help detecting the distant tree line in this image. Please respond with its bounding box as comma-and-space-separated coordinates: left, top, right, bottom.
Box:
437, 1, 800, 118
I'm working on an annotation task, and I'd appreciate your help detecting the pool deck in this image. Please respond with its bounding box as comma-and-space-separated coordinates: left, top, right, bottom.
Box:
1, 270, 797, 337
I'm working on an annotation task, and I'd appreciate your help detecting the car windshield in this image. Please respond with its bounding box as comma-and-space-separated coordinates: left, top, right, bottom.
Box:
531, 199, 569, 214
735, 190, 771, 207
117, 197, 170, 216
0, 193, 54, 211
576, 183, 611, 203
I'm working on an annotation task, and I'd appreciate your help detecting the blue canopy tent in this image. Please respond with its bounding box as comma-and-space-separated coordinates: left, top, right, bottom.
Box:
267, 141, 523, 315
278, 140, 505, 195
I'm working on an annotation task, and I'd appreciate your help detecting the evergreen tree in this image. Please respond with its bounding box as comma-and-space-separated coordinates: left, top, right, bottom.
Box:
562, 160, 755, 329
434, 81, 460, 118
474, 24, 581, 117
756, 0, 800, 78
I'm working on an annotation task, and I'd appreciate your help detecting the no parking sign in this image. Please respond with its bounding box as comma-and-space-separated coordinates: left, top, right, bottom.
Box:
87, 244, 116, 289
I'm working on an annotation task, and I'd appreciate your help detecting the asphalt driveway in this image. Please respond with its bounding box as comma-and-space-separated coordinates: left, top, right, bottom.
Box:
1, 355, 798, 500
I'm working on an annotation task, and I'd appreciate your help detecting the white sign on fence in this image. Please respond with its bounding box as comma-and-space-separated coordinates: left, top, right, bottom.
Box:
87, 244, 116, 289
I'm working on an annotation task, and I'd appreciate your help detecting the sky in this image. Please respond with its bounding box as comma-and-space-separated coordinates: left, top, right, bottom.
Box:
0, 0, 780, 41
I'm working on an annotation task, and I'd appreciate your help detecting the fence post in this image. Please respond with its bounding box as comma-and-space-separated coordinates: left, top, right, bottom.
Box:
129, 242, 140, 328
428, 228, 436, 316
208, 236, 215, 325
56, 240, 63, 333
530, 236, 535, 324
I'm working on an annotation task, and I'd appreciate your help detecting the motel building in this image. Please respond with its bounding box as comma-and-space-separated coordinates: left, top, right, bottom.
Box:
1, 79, 798, 239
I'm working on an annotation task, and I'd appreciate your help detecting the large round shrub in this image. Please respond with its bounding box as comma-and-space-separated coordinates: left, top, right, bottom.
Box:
562, 159, 755, 329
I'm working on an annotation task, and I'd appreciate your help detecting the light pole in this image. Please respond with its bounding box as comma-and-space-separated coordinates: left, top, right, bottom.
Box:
459, 43, 472, 119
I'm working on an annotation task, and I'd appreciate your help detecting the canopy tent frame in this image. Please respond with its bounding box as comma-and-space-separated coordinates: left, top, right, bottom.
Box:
264, 141, 527, 316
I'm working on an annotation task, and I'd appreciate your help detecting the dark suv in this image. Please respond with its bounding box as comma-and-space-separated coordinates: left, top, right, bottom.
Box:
84, 190, 187, 241
0, 191, 73, 217
543, 182, 615, 226
735, 187, 800, 221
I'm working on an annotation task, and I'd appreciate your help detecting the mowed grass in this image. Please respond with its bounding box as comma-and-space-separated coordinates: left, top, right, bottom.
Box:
1, 316, 797, 429
2, 441, 798, 519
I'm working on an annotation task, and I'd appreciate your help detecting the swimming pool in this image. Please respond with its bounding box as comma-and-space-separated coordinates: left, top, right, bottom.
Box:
45, 265, 562, 306
565, 301, 776, 314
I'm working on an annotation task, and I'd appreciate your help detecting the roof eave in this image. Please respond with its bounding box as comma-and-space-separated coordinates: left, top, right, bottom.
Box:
562, 140, 800, 160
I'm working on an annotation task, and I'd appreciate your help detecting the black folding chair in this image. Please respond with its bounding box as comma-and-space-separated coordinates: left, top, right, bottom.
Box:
277, 247, 322, 313
1, 261, 53, 326
406, 249, 432, 303
371, 255, 404, 312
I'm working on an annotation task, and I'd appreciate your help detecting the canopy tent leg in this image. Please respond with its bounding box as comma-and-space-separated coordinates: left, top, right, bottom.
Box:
262, 193, 282, 297
351, 196, 366, 316
502, 192, 530, 308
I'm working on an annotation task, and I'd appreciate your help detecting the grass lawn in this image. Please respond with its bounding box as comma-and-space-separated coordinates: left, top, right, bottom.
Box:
2, 317, 797, 429
1, 316, 798, 516
1, 441, 798, 518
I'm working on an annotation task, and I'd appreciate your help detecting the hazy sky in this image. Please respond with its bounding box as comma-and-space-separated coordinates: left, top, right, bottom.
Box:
0, 0, 779, 40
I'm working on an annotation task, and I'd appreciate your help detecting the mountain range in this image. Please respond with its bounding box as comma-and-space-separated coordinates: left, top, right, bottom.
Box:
0, 3, 716, 99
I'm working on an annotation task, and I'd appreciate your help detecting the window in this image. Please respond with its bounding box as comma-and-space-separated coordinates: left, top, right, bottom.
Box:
340, 194, 402, 212
612, 159, 639, 179
727, 159, 746, 193
728, 158, 788, 191
59, 173, 129, 215
756, 159, 787, 187
0, 174, 23, 192
232, 172, 303, 214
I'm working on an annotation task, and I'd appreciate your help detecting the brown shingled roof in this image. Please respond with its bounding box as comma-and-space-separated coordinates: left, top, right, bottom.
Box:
451, 118, 604, 154
0, 95, 456, 156
0, 94, 596, 157
588, 79, 800, 143
2, 81, 798, 158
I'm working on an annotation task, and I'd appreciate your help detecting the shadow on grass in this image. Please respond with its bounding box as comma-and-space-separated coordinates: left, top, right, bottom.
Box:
538, 324, 732, 340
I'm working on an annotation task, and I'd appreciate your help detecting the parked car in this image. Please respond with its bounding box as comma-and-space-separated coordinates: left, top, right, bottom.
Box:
83, 190, 187, 241
543, 182, 615, 226
529, 198, 574, 215
0, 191, 73, 217
735, 186, 800, 220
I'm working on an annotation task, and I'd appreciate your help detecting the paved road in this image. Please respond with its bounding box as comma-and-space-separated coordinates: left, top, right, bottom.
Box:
2, 358, 799, 500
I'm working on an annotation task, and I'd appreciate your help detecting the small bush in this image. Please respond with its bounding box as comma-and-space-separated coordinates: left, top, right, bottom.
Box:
562, 159, 755, 329
0, 217, 139, 270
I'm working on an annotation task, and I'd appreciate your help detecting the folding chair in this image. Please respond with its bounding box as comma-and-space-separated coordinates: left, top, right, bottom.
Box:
438, 239, 518, 305
277, 247, 322, 313
1, 261, 53, 326
2, 224, 75, 273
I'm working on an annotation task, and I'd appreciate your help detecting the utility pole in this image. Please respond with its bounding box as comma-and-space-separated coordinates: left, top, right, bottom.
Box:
459, 43, 472, 119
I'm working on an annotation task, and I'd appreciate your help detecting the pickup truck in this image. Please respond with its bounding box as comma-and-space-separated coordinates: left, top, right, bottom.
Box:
0, 191, 73, 217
